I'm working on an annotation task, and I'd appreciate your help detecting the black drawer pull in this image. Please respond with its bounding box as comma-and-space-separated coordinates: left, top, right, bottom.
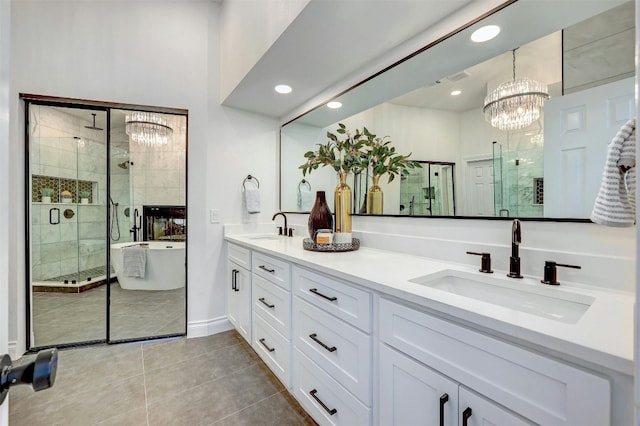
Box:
309, 389, 337, 415
462, 407, 472, 426
309, 288, 337, 302
439, 393, 449, 426
258, 338, 275, 352
259, 265, 275, 273
258, 297, 274, 309
309, 333, 337, 352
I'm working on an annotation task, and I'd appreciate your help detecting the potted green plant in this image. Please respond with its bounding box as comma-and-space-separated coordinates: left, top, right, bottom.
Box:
79, 191, 91, 204
360, 128, 421, 214
299, 123, 368, 241
40, 188, 53, 203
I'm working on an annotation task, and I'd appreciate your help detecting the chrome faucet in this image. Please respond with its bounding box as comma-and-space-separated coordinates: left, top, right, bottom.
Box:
272, 212, 291, 236
507, 219, 523, 278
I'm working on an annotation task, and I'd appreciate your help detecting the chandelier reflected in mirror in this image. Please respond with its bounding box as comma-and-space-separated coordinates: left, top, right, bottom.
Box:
483, 49, 549, 131
125, 111, 173, 146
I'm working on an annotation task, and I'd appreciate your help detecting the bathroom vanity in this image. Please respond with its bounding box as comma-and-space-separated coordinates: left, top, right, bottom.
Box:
224, 232, 633, 425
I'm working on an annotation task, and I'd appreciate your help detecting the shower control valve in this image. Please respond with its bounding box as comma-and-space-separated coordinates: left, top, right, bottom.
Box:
0, 349, 58, 406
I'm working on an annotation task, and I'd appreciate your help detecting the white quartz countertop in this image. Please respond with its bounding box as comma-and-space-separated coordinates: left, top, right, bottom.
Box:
225, 233, 634, 375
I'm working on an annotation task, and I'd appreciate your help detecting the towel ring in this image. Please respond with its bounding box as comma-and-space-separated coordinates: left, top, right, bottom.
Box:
298, 179, 311, 192
242, 175, 259, 190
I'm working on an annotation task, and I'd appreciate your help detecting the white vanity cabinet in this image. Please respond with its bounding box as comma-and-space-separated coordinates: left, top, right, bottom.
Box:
292, 266, 373, 426
226, 243, 252, 344
251, 251, 292, 387
378, 297, 611, 426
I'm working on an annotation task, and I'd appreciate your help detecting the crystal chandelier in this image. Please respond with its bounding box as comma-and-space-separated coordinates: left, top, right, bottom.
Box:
483, 49, 549, 131
125, 111, 173, 147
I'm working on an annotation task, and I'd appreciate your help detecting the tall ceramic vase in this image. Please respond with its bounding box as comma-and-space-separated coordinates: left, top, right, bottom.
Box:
366, 174, 383, 214
334, 172, 352, 243
308, 191, 333, 239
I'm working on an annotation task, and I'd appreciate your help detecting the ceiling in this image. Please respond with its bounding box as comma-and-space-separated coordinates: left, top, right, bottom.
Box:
220, 0, 494, 120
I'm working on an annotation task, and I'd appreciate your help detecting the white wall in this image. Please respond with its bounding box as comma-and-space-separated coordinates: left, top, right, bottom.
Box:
8, 0, 280, 352
219, 0, 309, 102
0, 0, 9, 422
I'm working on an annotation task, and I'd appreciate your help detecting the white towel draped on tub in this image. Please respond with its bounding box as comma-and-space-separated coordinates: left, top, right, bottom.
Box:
244, 187, 261, 214
591, 118, 636, 227
122, 246, 147, 277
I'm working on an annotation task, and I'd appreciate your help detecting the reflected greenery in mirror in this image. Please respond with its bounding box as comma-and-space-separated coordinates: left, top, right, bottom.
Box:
279, 0, 636, 219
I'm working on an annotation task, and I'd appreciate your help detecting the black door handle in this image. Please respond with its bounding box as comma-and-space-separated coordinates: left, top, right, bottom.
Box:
49, 208, 60, 225
439, 393, 449, 426
462, 407, 472, 426
231, 269, 237, 291
0, 349, 58, 405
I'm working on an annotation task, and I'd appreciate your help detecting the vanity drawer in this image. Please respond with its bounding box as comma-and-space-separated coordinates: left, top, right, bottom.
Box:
252, 312, 290, 388
293, 348, 370, 426
228, 243, 250, 269
293, 266, 371, 332
293, 297, 371, 404
252, 274, 291, 338
252, 251, 291, 290
379, 298, 610, 426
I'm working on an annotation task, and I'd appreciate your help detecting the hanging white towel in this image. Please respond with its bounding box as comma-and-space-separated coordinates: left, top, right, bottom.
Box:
122, 246, 147, 278
244, 187, 261, 214
299, 189, 313, 211
591, 118, 636, 227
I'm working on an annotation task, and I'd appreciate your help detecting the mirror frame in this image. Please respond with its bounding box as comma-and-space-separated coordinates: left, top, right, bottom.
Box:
278, 0, 633, 223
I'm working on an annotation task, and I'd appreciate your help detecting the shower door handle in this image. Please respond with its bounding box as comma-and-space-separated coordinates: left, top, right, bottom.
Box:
49, 208, 60, 225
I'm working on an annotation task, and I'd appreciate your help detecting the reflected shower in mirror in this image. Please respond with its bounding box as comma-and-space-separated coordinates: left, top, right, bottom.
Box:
280, 0, 636, 219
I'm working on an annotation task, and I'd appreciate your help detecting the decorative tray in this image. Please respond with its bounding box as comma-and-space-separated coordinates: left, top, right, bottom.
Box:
303, 238, 360, 252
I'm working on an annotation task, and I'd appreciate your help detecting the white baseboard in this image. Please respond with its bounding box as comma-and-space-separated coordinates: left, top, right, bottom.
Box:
187, 316, 233, 338
8, 341, 17, 359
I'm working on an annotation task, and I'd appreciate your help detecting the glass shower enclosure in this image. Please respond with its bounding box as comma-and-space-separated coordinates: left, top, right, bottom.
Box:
399, 161, 456, 216
25, 97, 188, 350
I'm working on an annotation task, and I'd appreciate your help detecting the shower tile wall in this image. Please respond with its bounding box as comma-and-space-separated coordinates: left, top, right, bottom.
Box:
30, 106, 107, 281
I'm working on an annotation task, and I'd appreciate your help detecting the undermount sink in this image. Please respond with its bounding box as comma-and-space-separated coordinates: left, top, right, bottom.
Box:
409, 270, 594, 324
246, 235, 281, 240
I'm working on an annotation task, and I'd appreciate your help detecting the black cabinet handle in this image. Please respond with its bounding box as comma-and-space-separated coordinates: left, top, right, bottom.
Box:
231, 269, 238, 291
258, 338, 275, 352
259, 265, 275, 273
309, 389, 337, 415
439, 393, 449, 426
49, 208, 60, 225
258, 297, 275, 309
462, 407, 472, 426
309, 288, 337, 302
309, 333, 337, 352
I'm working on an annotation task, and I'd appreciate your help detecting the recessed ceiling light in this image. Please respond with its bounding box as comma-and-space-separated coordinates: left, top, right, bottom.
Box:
470, 25, 500, 43
327, 101, 342, 109
450, 90, 462, 96
274, 84, 292, 94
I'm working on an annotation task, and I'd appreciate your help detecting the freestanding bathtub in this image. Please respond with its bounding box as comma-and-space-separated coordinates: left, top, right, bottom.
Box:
110, 241, 185, 290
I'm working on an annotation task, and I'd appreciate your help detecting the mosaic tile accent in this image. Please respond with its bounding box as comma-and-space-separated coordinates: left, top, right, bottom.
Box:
32, 175, 94, 203
534, 177, 544, 205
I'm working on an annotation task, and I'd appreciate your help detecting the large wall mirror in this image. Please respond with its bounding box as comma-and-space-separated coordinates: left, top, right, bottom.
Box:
280, 0, 636, 219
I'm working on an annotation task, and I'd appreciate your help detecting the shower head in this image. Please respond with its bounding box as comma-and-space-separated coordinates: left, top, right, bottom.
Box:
117, 161, 130, 169
84, 113, 104, 131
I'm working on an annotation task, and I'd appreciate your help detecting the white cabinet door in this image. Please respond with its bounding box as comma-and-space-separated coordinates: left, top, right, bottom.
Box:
380, 344, 458, 426
227, 260, 251, 343
458, 387, 533, 426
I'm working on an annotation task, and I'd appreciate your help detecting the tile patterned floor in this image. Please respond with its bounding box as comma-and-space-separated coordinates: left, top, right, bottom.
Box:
32, 282, 185, 347
9, 331, 316, 426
